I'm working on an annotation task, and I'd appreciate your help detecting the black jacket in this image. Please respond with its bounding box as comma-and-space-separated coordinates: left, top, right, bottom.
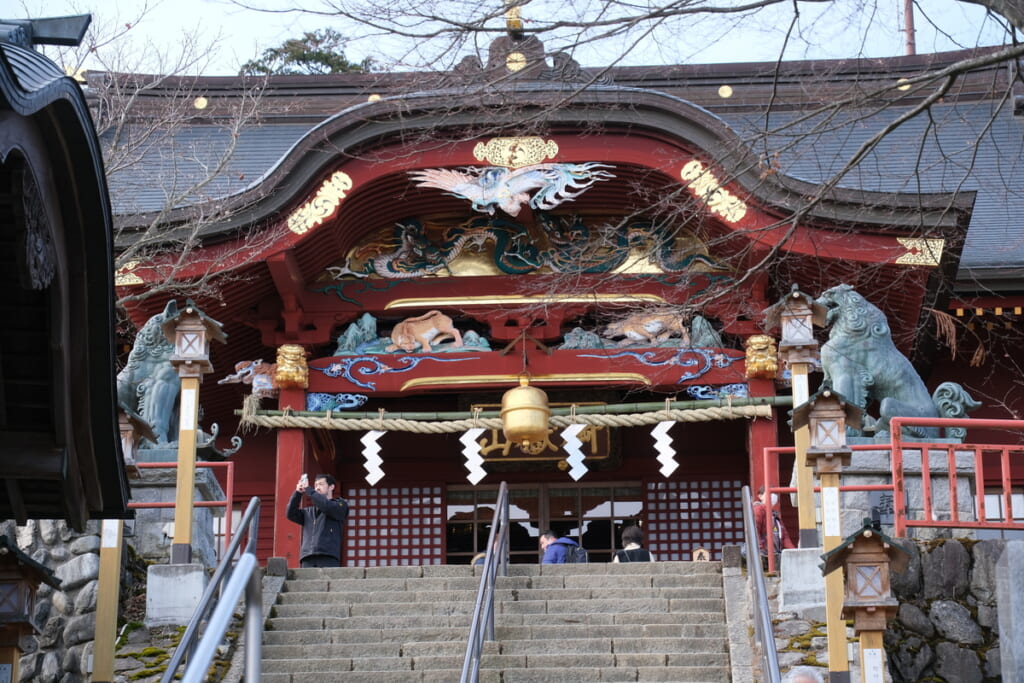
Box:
286, 488, 350, 561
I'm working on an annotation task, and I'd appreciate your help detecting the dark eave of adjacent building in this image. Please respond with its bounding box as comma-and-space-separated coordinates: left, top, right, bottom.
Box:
0, 38, 131, 525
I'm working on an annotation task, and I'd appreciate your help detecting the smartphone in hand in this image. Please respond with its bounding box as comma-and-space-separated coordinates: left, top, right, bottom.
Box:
299, 473, 309, 489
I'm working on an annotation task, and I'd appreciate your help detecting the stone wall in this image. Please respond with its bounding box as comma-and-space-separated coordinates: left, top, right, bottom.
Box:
3, 473, 221, 683
1, 519, 106, 683
771, 537, 1004, 682
886, 537, 1002, 682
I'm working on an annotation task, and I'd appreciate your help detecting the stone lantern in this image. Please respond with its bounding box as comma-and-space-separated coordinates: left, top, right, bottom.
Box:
822, 519, 909, 683
0, 536, 60, 682
160, 298, 227, 378
762, 284, 828, 549
792, 383, 862, 474
763, 283, 827, 364
118, 406, 156, 480
157, 299, 227, 565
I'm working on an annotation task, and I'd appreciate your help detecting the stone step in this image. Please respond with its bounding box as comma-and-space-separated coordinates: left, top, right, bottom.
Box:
265, 610, 726, 635
259, 663, 730, 683
263, 635, 726, 662
265, 618, 728, 641
276, 585, 722, 606
287, 561, 722, 580
263, 628, 469, 648
263, 563, 731, 683
283, 568, 724, 592
270, 596, 723, 620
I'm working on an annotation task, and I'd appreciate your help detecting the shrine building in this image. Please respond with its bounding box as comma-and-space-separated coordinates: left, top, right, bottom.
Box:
110, 35, 1024, 567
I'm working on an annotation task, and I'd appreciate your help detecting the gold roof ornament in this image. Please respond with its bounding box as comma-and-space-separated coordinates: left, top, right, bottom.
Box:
505, 0, 524, 38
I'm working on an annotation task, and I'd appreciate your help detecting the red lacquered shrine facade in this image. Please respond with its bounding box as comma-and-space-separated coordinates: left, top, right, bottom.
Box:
115, 39, 973, 567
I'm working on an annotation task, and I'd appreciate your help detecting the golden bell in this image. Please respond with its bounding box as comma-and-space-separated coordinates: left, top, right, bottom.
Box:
500, 377, 551, 451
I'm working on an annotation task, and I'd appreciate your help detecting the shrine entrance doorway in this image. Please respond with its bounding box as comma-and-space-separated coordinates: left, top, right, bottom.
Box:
445, 479, 746, 565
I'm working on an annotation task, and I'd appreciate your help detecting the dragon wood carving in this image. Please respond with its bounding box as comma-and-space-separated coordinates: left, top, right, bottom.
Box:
327, 215, 728, 280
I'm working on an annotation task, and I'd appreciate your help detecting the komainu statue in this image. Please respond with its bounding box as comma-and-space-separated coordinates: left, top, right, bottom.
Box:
116, 300, 180, 445
816, 284, 980, 438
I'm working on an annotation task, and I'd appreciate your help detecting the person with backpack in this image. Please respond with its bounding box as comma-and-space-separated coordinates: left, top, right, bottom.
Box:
612, 525, 655, 562
539, 530, 586, 564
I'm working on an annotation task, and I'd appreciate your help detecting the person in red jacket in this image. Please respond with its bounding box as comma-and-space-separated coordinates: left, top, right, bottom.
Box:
753, 486, 795, 563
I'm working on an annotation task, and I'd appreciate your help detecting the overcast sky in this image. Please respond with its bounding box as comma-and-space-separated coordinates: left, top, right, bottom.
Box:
14, 0, 1013, 76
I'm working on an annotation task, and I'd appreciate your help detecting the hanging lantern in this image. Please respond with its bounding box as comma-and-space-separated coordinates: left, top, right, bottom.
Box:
500, 377, 551, 452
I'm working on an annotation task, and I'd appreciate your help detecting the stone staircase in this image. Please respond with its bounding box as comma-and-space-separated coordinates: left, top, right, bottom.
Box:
259, 561, 735, 682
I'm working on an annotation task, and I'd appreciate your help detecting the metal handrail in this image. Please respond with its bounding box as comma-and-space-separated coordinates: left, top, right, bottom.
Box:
460, 481, 511, 683
161, 495, 263, 683
742, 485, 782, 683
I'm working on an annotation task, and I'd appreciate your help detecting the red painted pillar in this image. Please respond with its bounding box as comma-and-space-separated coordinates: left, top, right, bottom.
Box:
746, 378, 779, 493
273, 386, 308, 566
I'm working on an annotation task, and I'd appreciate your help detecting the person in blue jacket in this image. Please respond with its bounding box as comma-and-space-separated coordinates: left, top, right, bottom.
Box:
539, 530, 579, 564
286, 473, 350, 568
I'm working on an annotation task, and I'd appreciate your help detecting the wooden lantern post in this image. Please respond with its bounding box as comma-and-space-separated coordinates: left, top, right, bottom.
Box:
160, 300, 227, 565
793, 383, 862, 683
0, 536, 60, 683
822, 520, 910, 683
763, 284, 827, 547
91, 409, 154, 682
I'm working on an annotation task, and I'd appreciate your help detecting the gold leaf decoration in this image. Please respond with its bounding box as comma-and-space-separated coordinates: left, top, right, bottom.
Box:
895, 237, 944, 266
115, 260, 143, 286
472, 138, 560, 168
287, 170, 353, 235
679, 160, 747, 223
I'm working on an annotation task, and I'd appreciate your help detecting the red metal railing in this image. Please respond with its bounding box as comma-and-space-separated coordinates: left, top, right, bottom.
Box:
759, 444, 895, 573
757, 417, 1024, 572
127, 461, 236, 557
891, 417, 1024, 537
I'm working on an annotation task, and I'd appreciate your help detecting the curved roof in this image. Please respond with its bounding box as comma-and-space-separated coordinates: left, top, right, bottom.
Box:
0, 40, 130, 526
107, 45, 1006, 291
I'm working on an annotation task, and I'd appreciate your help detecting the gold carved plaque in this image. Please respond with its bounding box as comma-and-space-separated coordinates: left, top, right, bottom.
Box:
471, 402, 609, 462
287, 170, 353, 235
473, 137, 559, 168
478, 423, 609, 461
680, 160, 747, 223
115, 260, 143, 286
895, 237, 944, 266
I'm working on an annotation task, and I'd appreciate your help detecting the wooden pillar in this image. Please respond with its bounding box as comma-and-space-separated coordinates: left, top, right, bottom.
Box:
92, 519, 123, 682
860, 630, 886, 682
171, 376, 201, 564
791, 362, 818, 547
273, 386, 307, 565
821, 469, 849, 682
0, 629, 20, 683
